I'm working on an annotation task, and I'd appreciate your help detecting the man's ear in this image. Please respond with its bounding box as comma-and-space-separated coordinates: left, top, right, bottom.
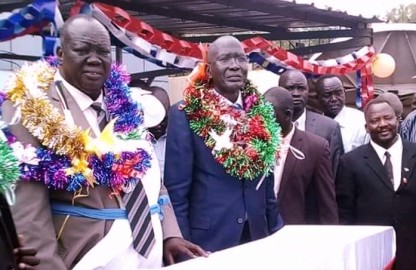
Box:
365, 123, 369, 133
57, 46, 63, 62
206, 64, 212, 79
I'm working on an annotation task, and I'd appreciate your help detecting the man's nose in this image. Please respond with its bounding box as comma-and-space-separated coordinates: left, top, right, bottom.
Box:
86, 51, 102, 64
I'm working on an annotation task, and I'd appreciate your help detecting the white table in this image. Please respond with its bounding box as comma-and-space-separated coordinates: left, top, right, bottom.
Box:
164, 225, 395, 270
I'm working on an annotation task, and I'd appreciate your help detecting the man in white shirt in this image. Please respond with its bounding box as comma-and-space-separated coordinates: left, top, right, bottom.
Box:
315, 74, 368, 153
336, 98, 416, 270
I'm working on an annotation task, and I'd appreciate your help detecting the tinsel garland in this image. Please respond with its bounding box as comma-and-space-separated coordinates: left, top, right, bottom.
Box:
2, 58, 152, 195
0, 140, 20, 193
183, 79, 281, 180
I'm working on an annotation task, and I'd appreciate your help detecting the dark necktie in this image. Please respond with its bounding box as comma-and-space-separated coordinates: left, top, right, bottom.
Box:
91, 102, 107, 131
123, 181, 155, 257
384, 151, 394, 187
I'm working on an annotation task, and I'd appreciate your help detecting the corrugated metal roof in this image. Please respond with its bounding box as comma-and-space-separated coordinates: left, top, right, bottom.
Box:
60, 0, 380, 38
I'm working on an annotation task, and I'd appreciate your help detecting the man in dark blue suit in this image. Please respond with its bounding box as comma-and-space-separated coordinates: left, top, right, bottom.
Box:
164, 36, 283, 253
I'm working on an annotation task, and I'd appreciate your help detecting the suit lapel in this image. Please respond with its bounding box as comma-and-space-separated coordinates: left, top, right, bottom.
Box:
278, 129, 302, 196
400, 141, 416, 187
48, 82, 93, 136
363, 144, 394, 190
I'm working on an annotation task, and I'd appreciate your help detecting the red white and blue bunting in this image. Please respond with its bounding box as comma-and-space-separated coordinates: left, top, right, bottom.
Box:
0, 0, 63, 56
88, 2, 375, 106
0, 0, 375, 106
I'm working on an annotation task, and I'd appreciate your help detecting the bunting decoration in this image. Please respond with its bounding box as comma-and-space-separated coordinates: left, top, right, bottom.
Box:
1, 0, 376, 106
86, 2, 375, 106
0, 0, 63, 56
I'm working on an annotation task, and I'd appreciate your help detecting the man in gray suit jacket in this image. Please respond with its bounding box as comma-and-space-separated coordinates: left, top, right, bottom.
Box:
279, 70, 344, 176
2, 14, 205, 269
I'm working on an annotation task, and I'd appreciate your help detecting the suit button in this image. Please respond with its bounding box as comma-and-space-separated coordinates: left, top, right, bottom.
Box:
237, 218, 244, 224
395, 194, 400, 198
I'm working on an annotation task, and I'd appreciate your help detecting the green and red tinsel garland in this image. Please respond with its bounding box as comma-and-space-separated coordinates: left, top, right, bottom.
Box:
183, 79, 281, 180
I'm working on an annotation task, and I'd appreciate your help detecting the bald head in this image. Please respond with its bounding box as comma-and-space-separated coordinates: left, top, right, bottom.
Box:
207, 36, 242, 63
206, 35, 248, 102
278, 69, 309, 121
264, 86, 294, 136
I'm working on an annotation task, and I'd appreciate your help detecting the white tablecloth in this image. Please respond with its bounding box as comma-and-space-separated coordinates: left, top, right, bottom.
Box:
164, 225, 396, 270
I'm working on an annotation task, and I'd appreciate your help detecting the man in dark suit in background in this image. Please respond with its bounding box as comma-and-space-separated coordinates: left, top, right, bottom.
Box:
279, 70, 343, 176
336, 98, 416, 270
164, 35, 283, 253
265, 86, 338, 224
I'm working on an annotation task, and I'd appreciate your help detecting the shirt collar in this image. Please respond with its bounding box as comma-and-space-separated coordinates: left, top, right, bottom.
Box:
370, 135, 402, 158
283, 124, 296, 145
213, 89, 243, 108
295, 109, 306, 131
334, 106, 347, 128
54, 71, 103, 111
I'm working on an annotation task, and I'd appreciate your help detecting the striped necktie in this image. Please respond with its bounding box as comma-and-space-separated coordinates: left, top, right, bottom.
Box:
123, 181, 155, 257
91, 102, 107, 131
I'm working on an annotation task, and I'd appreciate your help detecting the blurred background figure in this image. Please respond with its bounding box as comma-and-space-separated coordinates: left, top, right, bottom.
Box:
315, 75, 368, 153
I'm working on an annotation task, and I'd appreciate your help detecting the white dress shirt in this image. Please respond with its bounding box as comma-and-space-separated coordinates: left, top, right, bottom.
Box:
274, 125, 296, 195
370, 136, 403, 191
55, 72, 104, 137
334, 106, 369, 153
294, 110, 306, 131
154, 134, 167, 181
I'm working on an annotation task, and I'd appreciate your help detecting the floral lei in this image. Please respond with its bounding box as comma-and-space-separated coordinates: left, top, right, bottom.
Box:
0, 58, 152, 195
183, 77, 281, 180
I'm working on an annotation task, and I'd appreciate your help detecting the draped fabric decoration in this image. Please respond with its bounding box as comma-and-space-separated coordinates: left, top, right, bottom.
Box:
0, 0, 63, 56
87, 2, 375, 107
0, 0, 375, 106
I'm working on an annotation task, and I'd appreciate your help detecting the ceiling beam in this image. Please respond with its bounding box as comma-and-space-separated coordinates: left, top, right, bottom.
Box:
83, 0, 287, 34
206, 0, 366, 29
289, 37, 372, 55
181, 28, 373, 43
130, 68, 185, 80
0, 0, 31, 12
0, 53, 40, 61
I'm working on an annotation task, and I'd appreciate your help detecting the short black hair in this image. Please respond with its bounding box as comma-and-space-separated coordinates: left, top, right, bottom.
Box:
59, 14, 98, 47
315, 74, 343, 93
264, 86, 293, 113
363, 98, 392, 117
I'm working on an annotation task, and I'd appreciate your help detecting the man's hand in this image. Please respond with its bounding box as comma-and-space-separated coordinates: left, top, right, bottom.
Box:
163, 237, 208, 265
13, 235, 40, 269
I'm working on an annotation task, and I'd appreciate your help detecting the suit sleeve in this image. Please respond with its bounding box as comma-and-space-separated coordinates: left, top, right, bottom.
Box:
265, 174, 284, 233
2, 101, 67, 270
313, 140, 339, 224
335, 154, 356, 224
329, 122, 344, 177
163, 104, 194, 240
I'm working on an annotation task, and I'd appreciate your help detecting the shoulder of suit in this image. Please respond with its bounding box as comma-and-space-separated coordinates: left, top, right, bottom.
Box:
341, 143, 369, 160
297, 128, 328, 146
307, 110, 339, 128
